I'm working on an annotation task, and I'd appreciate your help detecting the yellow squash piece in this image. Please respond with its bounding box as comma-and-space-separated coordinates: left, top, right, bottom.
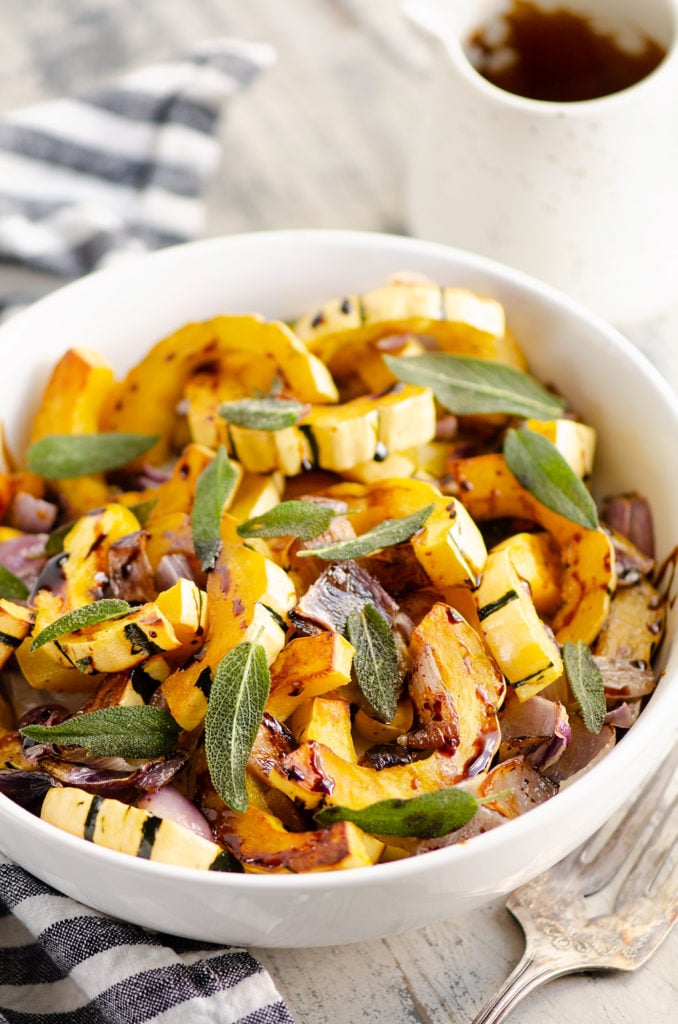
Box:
355, 336, 426, 393
294, 281, 526, 374
0, 599, 34, 670
161, 517, 296, 731
525, 419, 596, 478
266, 632, 354, 721
227, 382, 436, 476
0, 691, 15, 737
41, 787, 233, 870
146, 443, 241, 521
289, 696, 358, 763
182, 370, 249, 450
206, 802, 384, 873
329, 477, 487, 593
354, 696, 414, 745
271, 602, 503, 812
476, 545, 563, 700
269, 739, 457, 811
29, 347, 115, 516
59, 603, 181, 674
16, 503, 143, 692
105, 315, 339, 465
155, 578, 207, 647
451, 454, 616, 644
490, 531, 562, 616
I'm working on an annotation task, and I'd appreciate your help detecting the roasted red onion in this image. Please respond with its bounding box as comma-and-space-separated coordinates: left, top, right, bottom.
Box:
498, 690, 571, 770
8, 493, 58, 534
136, 785, 214, 840
0, 532, 49, 588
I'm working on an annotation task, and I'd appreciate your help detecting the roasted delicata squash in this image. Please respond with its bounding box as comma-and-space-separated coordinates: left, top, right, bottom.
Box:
0, 274, 670, 876
450, 454, 617, 645
294, 280, 527, 374
105, 315, 339, 465
41, 787, 235, 870
30, 347, 115, 516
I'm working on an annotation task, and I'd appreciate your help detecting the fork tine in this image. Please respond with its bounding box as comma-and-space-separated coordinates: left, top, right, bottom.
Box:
614, 792, 678, 909
577, 744, 678, 896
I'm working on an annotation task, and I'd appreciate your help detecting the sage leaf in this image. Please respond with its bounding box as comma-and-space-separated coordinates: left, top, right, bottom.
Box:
20, 705, 180, 758
26, 433, 159, 479
314, 787, 479, 838
563, 640, 606, 734
219, 396, 305, 431
30, 598, 131, 651
345, 604, 400, 722
503, 427, 598, 530
237, 500, 337, 541
191, 446, 239, 571
43, 522, 74, 558
384, 353, 565, 419
129, 498, 159, 527
0, 565, 29, 601
297, 504, 433, 561
205, 641, 270, 812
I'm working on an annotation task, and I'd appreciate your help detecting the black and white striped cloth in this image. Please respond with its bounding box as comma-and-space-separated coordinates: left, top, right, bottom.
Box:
0, 854, 294, 1023
0, 38, 295, 1024
0, 36, 275, 312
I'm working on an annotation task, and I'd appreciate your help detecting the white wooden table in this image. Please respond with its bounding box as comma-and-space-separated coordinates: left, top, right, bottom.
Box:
1, 2, 676, 1021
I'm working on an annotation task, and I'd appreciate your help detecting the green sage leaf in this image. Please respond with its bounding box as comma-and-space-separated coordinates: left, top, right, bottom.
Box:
219, 396, 305, 431
315, 787, 479, 838
129, 498, 159, 527
26, 433, 159, 479
297, 504, 433, 561
30, 598, 131, 651
0, 564, 29, 601
563, 640, 606, 734
191, 446, 239, 571
205, 641, 271, 812
345, 604, 400, 722
503, 427, 598, 530
384, 353, 565, 419
237, 500, 337, 541
20, 705, 180, 758
43, 522, 74, 558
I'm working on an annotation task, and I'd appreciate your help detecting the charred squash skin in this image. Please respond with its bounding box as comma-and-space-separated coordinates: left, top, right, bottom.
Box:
105, 315, 339, 465
205, 801, 383, 873
450, 454, 616, 644
29, 347, 115, 516
160, 516, 296, 732
269, 602, 503, 812
294, 281, 527, 376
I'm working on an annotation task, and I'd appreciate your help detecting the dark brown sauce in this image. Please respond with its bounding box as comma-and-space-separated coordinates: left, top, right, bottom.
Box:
467, 2, 666, 102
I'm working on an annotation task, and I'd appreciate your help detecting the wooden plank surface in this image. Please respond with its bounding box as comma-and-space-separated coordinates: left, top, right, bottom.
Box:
1, 3, 676, 1022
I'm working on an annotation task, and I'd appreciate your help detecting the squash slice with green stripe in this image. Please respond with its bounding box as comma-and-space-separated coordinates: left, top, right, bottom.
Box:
293, 281, 527, 377
105, 315, 339, 466
476, 545, 563, 700
161, 516, 296, 732
0, 599, 34, 670
450, 453, 616, 645
41, 787, 235, 871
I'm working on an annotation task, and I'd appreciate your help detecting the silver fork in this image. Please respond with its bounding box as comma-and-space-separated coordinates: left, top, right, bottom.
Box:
471, 743, 678, 1024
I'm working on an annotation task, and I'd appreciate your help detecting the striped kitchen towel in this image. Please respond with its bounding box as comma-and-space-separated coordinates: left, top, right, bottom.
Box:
0, 36, 275, 314
0, 853, 294, 1023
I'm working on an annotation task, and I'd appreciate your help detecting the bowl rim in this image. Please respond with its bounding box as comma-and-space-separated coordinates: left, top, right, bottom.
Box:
1, 227, 677, 895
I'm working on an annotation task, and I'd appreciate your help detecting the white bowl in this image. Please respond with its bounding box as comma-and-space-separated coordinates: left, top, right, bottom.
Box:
0, 230, 677, 948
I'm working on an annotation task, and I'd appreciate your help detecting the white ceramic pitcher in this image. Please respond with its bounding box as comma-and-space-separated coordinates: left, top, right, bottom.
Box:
404, 0, 678, 324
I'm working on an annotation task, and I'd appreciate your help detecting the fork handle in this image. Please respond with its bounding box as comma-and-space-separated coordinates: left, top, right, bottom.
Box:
471, 949, 574, 1024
